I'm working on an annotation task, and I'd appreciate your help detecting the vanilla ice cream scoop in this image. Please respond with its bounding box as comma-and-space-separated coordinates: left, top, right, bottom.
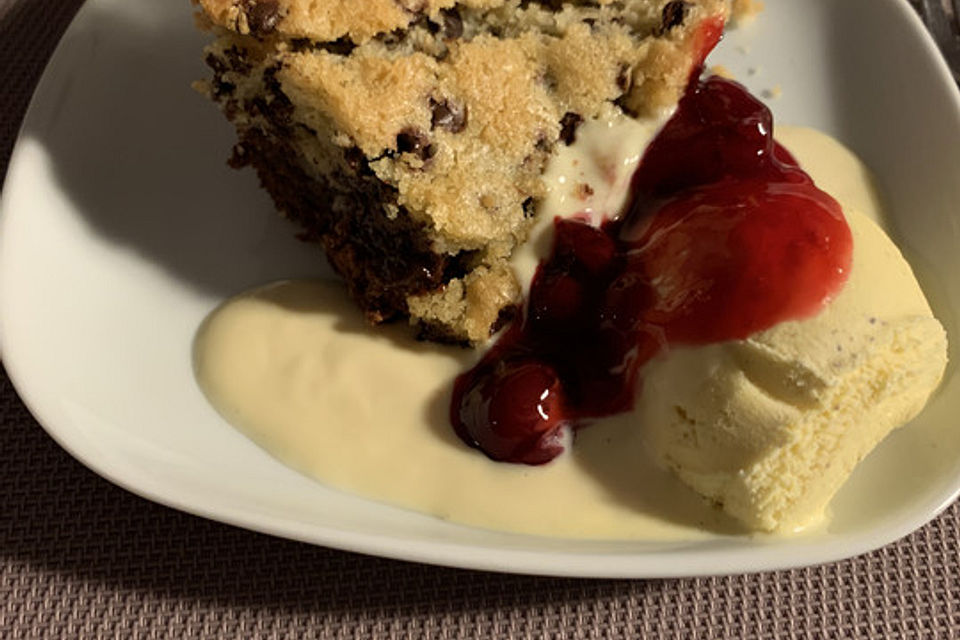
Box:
637, 204, 947, 531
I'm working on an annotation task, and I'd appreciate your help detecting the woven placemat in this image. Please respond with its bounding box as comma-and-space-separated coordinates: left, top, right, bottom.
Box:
2, 1, 959, 637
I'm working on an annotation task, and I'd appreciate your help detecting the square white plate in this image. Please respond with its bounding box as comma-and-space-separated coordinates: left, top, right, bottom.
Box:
2, 0, 959, 577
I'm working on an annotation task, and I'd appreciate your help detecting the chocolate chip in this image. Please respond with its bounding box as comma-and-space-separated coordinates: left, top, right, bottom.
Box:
409, 13, 432, 32
205, 53, 229, 75
440, 8, 463, 38
224, 46, 253, 73
614, 94, 638, 117
522, 197, 537, 219
397, 128, 436, 161
520, 0, 564, 10
430, 98, 468, 133
223, 99, 240, 121
228, 143, 249, 169
616, 64, 632, 91
243, 0, 282, 36
657, 1, 689, 35
343, 146, 373, 175
396, 129, 426, 153
320, 37, 357, 56
213, 80, 236, 98
377, 29, 406, 47
490, 304, 519, 336
343, 146, 363, 172
290, 38, 312, 52
246, 64, 294, 129
559, 112, 584, 145
538, 67, 558, 91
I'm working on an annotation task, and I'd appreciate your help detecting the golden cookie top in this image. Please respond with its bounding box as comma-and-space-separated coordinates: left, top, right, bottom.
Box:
196, 0, 731, 341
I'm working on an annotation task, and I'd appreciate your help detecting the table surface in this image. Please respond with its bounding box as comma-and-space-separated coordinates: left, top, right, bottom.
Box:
2, 1, 959, 638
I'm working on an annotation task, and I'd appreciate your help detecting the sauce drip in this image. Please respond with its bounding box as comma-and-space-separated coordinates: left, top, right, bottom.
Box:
451, 76, 853, 465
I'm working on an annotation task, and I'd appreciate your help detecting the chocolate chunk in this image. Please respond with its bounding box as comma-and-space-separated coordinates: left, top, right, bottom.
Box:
430, 98, 468, 133
440, 8, 464, 38
397, 128, 436, 161
559, 112, 584, 145
243, 0, 281, 35
658, 1, 689, 34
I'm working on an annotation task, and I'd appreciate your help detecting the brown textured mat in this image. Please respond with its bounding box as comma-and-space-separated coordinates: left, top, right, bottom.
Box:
1, 0, 959, 638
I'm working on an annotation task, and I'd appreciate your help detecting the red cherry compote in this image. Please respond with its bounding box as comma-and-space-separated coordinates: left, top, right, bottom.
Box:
451, 75, 853, 465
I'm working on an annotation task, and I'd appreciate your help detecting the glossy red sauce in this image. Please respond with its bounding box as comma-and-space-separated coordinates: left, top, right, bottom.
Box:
692, 16, 726, 68
451, 75, 853, 465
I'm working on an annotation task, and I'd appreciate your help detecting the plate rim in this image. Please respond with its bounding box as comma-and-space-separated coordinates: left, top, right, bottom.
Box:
2, 0, 960, 578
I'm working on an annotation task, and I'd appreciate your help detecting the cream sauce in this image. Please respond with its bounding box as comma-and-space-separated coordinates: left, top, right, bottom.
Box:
194, 126, 886, 540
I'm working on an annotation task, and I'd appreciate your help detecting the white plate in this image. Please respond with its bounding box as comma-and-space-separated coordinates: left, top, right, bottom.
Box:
2, 0, 959, 578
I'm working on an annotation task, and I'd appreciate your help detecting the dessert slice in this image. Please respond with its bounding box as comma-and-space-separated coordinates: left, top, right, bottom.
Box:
194, 0, 729, 343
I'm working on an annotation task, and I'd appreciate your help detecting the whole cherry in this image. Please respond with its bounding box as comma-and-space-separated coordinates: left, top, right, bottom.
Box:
454, 359, 568, 465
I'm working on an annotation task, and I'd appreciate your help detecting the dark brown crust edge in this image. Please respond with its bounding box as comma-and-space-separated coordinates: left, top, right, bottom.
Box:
211, 54, 478, 327
230, 128, 477, 324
